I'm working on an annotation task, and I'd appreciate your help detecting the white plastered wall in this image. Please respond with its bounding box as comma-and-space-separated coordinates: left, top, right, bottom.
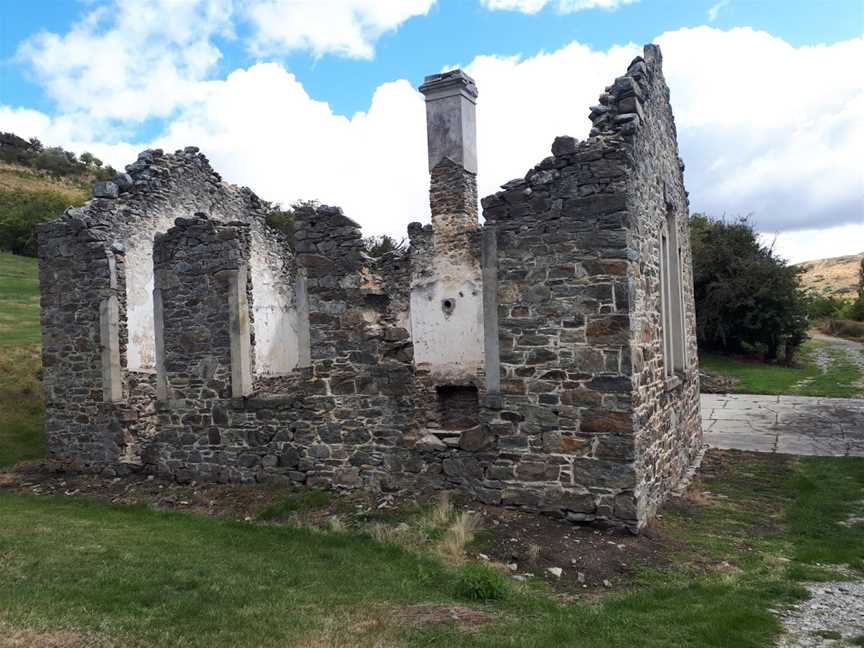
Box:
248, 238, 299, 375
410, 258, 484, 379
125, 212, 179, 372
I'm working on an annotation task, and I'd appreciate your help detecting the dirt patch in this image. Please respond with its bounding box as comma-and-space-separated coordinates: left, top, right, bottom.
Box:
1, 451, 785, 598
0, 621, 119, 648
399, 604, 496, 631
1, 460, 300, 520
461, 500, 677, 595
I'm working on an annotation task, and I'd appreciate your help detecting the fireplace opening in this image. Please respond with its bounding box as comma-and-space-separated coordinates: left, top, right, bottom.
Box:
436, 385, 479, 430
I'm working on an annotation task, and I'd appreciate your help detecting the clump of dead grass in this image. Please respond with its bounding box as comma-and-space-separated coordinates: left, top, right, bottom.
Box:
364, 493, 482, 563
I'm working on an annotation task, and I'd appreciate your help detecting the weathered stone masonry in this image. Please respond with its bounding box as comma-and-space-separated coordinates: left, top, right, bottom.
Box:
39, 44, 700, 529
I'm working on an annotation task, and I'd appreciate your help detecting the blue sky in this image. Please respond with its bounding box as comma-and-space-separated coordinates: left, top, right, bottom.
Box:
5, 0, 862, 119
1, 0, 862, 261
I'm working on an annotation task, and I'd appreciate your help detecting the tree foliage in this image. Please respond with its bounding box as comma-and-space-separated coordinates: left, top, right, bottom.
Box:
0, 190, 82, 256
262, 199, 320, 251
689, 214, 808, 361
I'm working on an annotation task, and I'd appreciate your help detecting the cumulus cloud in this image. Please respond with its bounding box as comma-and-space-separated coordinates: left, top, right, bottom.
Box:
15, 0, 434, 124
153, 64, 429, 238
479, 0, 638, 14
244, 0, 436, 59
17, 0, 233, 122
4, 24, 862, 263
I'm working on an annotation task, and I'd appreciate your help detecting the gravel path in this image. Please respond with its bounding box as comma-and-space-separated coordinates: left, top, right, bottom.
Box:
809, 333, 864, 391
777, 578, 864, 647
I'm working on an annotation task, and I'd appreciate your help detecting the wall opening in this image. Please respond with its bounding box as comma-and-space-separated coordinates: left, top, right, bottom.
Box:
229, 264, 253, 397
436, 385, 479, 430
249, 250, 301, 376
660, 211, 686, 376
99, 295, 122, 402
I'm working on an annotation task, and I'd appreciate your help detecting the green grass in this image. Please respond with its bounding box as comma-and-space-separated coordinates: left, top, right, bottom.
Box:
700, 340, 864, 398
0, 225, 861, 646
1, 453, 861, 647
0, 251, 40, 347
0, 251, 44, 467
783, 457, 864, 570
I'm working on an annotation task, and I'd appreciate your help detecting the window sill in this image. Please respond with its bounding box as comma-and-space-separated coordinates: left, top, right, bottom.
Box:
664, 375, 682, 392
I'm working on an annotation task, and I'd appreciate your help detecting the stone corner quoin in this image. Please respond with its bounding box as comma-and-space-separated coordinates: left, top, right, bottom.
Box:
36, 43, 701, 532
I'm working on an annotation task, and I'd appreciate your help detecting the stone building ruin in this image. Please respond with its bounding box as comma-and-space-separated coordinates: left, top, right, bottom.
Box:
38, 44, 701, 530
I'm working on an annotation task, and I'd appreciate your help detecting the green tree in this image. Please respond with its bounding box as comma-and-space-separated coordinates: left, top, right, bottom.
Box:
0, 190, 80, 256
805, 293, 850, 319
690, 214, 809, 362
80, 152, 103, 168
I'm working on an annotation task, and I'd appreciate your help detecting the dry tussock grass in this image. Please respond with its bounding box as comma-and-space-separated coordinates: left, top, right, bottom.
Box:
295, 608, 402, 648
363, 493, 482, 564
0, 166, 88, 202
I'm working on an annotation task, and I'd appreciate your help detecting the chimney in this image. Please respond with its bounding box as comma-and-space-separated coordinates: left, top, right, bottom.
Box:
418, 70, 478, 234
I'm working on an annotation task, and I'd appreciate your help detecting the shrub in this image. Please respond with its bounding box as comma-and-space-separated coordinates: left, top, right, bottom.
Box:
806, 293, 850, 319
363, 234, 405, 257
1, 132, 114, 180
0, 190, 79, 256
262, 199, 320, 251
690, 214, 809, 362
455, 563, 507, 602
817, 318, 864, 341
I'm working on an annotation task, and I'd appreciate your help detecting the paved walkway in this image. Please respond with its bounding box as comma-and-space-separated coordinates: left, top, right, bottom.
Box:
702, 394, 864, 457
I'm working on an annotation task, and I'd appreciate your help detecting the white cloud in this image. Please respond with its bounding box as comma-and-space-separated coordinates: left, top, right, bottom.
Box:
152, 64, 429, 238
17, 0, 233, 122
15, 0, 434, 124
480, 0, 638, 14
760, 224, 864, 265
707, 0, 730, 22
244, 0, 436, 59
4, 26, 861, 261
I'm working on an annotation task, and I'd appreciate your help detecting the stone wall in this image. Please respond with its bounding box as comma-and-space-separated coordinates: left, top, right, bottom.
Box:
38, 43, 700, 531
38, 147, 296, 469
478, 44, 701, 528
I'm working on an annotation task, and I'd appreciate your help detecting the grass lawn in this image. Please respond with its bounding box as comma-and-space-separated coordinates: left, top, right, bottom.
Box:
0, 252, 44, 467
1, 239, 862, 646
700, 339, 864, 398
1, 454, 862, 647
0, 251, 40, 347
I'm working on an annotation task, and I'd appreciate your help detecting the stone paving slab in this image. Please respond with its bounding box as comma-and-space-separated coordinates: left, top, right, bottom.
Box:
701, 393, 864, 457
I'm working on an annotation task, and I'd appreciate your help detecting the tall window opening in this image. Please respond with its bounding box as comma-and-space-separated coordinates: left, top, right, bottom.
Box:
660, 211, 687, 377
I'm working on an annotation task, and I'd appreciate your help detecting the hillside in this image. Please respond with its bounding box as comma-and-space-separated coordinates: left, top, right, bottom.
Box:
796, 253, 863, 298
0, 165, 89, 256
0, 131, 105, 257
0, 251, 44, 466
0, 163, 90, 203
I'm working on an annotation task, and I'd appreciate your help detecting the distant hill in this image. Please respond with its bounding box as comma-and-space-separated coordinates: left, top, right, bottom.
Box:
796, 253, 863, 298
